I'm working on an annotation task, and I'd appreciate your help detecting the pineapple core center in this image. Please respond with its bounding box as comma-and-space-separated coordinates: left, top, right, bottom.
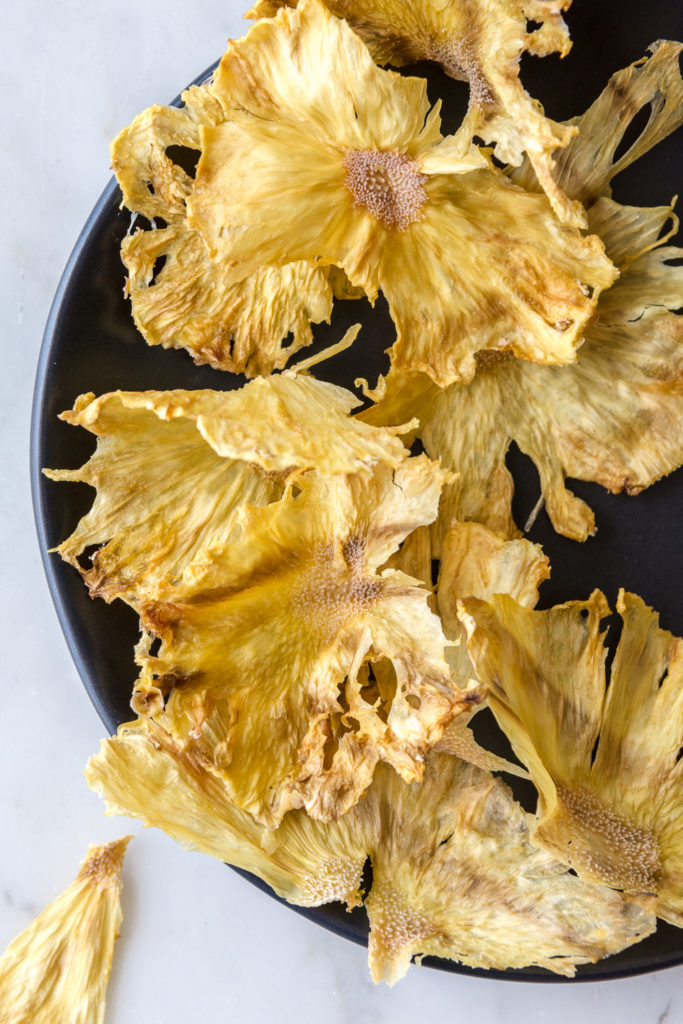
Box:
343, 149, 427, 231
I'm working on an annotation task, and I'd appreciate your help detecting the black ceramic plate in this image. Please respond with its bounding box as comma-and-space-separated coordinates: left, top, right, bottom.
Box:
31, 0, 683, 983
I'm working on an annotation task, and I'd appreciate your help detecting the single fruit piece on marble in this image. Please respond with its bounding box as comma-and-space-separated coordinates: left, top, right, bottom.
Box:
0, 837, 131, 1024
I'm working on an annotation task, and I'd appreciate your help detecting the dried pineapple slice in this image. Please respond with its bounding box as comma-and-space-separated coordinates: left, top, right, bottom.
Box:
122, 225, 334, 377
87, 724, 654, 982
112, 84, 333, 375
461, 590, 683, 925
0, 838, 130, 1024
188, 0, 615, 387
45, 369, 408, 605
247, 0, 583, 225
136, 456, 474, 825
362, 46, 683, 546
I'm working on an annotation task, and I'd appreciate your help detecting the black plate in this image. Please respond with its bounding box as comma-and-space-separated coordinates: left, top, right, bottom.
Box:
31, 0, 683, 982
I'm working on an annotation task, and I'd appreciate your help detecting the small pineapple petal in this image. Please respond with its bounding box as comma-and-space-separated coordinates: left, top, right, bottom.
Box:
512, 41, 683, 209
122, 224, 333, 376
112, 81, 334, 375
0, 838, 130, 1024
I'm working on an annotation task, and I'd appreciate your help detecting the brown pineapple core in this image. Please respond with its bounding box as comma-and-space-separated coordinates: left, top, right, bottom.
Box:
344, 149, 428, 230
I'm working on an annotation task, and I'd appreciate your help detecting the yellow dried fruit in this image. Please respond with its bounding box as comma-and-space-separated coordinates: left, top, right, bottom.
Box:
87, 719, 368, 908
134, 456, 475, 826
511, 41, 683, 210
432, 520, 549, 777
361, 757, 653, 983
87, 723, 654, 983
362, 43, 683, 546
112, 85, 333, 375
461, 590, 683, 925
247, 0, 583, 225
188, 0, 615, 387
0, 838, 130, 1024
45, 366, 408, 605
436, 519, 549, 640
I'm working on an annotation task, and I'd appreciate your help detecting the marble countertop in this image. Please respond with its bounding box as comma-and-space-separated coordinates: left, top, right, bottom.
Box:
1, 2, 682, 1021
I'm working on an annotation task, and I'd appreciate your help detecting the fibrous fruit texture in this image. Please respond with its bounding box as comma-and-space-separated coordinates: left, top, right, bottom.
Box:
0, 838, 130, 1024
45, 365, 410, 606
112, 86, 333, 376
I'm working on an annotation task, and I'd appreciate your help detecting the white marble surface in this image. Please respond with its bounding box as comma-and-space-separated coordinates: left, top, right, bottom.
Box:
1, 2, 682, 1021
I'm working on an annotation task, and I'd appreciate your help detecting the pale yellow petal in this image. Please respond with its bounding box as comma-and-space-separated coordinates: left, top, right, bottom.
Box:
587, 196, 678, 267
512, 41, 683, 208
111, 91, 219, 222
437, 520, 549, 640
0, 838, 130, 1024
432, 520, 547, 777
112, 75, 334, 373
217, 0, 438, 152
122, 223, 333, 376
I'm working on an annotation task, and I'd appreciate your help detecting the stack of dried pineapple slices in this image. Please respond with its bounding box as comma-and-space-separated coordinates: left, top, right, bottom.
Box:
42, 0, 683, 988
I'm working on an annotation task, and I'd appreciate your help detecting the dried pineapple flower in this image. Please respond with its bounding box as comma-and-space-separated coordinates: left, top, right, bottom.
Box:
247, 0, 584, 226
461, 589, 683, 926
135, 456, 476, 826
87, 723, 654, 982
0, 837, 130, 1024
45, 367, 409, 605
112, 84, 333, 376
360, 757, 653, 982
361, 43, 683, 545
187, 0, 615, 387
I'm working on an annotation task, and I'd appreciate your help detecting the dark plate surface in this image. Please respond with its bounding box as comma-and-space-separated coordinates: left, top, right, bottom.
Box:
31, 0, 683, 983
